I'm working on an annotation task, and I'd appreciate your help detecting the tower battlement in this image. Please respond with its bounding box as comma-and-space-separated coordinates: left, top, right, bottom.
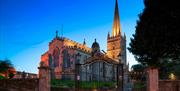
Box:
108, 34, 121, 40
107, 0, 126, 63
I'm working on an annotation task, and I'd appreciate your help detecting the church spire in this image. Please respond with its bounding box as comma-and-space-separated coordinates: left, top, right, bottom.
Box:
112, 0, 121, 37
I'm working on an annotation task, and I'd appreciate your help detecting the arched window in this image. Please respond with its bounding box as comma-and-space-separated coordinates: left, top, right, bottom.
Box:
113, 46, 115, 50
49, 54, 53, 67
83, 55, 87, 63
113, 55, 115, 58
53, 47, 60, 67
63, 49, 70, 68
103, 62, 105, 78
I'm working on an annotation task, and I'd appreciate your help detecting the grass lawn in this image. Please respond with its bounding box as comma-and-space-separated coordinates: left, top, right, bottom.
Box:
51, 79, 116, 89
134, 81, 146, 89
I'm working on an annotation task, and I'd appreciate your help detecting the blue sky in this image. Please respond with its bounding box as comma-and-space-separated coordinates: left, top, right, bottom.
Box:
0, 0, 144, 73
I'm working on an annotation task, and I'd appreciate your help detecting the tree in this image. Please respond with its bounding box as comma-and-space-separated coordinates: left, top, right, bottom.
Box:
0, 59, 15, 78
128, 0, 180, 67
8, 72, 15, 79
131, 64, 146, 72
130, 64, 146, 81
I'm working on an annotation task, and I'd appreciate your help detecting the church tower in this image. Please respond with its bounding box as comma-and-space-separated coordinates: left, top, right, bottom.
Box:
107, 0, 126, 64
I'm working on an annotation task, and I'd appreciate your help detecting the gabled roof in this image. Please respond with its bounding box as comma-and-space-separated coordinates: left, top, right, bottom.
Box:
84, 53, 119, 65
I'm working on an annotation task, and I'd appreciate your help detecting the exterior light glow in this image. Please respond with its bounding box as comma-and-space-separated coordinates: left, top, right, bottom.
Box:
169, 73, 176, 80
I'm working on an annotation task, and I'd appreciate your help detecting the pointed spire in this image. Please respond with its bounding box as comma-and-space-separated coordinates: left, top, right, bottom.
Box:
83, 38, 86, 45
127, 62, 129, 71
107, 32, 110, 39
124, 32, 126, 40
112, 0, 121, 37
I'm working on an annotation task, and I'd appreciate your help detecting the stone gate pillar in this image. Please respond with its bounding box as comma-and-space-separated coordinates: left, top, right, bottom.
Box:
116, 64, 123, 91
38, 62, 51, 91
147, 67, 159, 91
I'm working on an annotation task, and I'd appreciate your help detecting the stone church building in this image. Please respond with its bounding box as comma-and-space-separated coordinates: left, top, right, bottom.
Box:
40, 0, 127, 82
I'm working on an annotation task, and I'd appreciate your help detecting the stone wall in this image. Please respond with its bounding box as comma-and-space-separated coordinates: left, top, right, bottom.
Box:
0, 79, 39, 91
159, 80, 180, 91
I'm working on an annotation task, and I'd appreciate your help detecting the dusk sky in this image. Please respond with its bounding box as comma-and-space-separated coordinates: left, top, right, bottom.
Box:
0, 0, 144, 73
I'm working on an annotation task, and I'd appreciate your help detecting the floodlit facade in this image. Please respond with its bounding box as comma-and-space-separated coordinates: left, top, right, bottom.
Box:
40, 0, 127, 82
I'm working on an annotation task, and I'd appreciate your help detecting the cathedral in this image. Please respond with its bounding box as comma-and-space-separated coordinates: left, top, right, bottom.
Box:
40, 0, 127, 82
